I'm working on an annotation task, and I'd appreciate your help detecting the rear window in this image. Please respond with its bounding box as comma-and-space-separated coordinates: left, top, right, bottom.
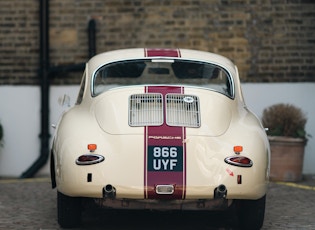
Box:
92, 59, 233, 98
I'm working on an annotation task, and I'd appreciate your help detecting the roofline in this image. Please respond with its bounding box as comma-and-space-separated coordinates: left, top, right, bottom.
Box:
87, 48, 237, 76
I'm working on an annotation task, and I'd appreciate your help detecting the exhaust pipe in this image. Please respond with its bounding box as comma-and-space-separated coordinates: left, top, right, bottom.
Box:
214, 184, 227, 199
103, 184, 116, 198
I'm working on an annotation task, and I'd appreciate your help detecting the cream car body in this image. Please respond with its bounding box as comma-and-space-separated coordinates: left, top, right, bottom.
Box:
51, 48, 269, 229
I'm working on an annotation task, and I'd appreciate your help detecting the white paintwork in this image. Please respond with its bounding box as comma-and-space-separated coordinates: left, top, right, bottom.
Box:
0, 78, 314, 177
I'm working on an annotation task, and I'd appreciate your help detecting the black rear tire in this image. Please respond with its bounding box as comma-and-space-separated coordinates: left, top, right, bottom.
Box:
57, 191, 82, 228
237, 195, 266, 230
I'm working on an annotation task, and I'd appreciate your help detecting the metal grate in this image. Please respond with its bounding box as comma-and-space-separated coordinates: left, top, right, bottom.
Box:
166, 94, 200, 127
129, 94, 163, 126
129, 93, 200, 127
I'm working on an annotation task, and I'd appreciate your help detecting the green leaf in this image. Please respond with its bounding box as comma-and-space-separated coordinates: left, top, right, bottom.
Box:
296, 129, 306, 138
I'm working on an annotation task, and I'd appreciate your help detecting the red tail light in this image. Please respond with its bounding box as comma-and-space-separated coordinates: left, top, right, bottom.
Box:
76, 154, 104, 165
224, 156, 253, 167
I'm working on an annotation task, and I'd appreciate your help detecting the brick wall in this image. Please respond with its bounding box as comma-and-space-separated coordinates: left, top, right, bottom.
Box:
0, 0, 314, 85
0, 1, 39, 84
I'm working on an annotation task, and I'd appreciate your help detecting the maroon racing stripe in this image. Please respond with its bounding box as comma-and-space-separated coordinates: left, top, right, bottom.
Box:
144, 86, 186, 200
144, 48, 181, 57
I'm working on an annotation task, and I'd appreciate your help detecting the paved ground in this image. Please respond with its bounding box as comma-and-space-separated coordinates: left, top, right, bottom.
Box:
0, 176, 315, 229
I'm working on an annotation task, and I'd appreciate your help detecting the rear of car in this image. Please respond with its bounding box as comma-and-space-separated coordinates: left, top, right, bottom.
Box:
51, 48, 269, 229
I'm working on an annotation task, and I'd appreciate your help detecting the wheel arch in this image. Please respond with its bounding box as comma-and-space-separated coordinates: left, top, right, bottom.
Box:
50, 149, 56, 189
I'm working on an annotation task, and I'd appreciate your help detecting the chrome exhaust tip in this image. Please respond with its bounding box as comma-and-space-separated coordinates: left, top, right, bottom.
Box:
214, 184, 227, 199
103, 184, 116, 198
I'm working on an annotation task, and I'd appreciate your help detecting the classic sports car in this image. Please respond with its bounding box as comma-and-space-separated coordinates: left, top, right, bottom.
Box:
50, 48, 269, 229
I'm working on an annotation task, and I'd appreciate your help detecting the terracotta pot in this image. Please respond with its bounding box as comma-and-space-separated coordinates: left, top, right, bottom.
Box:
268, 136, 306, 182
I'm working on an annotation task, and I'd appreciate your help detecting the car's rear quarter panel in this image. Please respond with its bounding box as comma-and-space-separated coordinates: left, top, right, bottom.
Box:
53, 86, 268, 200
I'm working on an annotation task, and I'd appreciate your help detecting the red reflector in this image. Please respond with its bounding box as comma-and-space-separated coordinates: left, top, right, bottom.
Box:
231, 157, 250, 164
224, 156, 253, 167
78, 155, 98, 162
76, 154, 104, 165
237, 175, 242, 184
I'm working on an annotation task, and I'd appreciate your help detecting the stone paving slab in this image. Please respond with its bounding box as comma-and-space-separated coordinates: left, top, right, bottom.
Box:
0, 177, 315, 229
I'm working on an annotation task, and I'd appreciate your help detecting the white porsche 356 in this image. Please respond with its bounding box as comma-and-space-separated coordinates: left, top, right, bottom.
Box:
50, 48, 269, 229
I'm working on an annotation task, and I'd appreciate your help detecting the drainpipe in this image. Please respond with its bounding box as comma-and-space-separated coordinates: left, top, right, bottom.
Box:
88, 19, 96, 58
20, 0, 50, 178
20, 6, 97, 178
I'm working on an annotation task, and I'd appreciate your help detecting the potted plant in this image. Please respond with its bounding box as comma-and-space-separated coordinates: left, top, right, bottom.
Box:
262, 103, 308, 182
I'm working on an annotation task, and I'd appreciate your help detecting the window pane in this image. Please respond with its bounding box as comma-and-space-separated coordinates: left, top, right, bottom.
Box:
92, 59, 233, 98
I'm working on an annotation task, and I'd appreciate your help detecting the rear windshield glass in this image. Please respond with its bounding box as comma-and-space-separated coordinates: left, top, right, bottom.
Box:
92, 59, 233, 98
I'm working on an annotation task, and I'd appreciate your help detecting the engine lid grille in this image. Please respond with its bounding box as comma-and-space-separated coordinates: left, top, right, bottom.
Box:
129, 93, 163, 126
166, 94, 200, 127
129, 93, 200, 127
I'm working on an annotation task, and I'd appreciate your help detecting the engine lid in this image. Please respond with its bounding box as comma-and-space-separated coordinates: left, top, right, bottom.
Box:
94, 86, 232, 136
